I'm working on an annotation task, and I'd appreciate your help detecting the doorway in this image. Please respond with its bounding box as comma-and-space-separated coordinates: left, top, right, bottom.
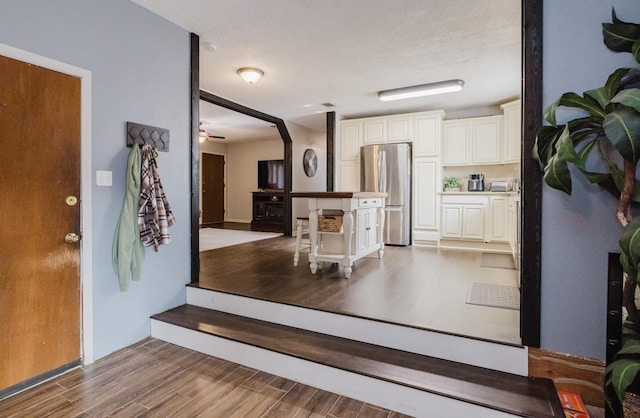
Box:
201, 152, 225, 226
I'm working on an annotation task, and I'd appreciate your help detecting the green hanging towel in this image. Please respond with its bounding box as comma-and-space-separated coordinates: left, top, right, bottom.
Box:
112, 144, 145, 291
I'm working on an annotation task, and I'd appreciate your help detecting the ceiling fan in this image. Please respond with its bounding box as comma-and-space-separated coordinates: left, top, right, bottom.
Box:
198, 122, 225, 142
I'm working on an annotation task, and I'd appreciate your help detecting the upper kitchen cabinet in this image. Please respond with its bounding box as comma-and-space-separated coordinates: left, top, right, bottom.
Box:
337, 120, 363, 191
442, 115, 502, 166
363, 118, 387, 144
413, 111, 445, 157
353, 110, 445, 148
340, 121, 363, 161
500, 100, 521, 163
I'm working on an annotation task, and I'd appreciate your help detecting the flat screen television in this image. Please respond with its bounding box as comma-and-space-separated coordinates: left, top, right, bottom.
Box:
257, 159, 284, 190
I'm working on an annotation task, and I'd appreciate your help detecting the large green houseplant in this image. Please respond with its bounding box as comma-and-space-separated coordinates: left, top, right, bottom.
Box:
533, 9, 640, 410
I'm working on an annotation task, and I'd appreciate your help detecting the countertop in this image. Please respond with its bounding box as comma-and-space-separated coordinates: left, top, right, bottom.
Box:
439, 191, 520, 196
291, 191, 387, 199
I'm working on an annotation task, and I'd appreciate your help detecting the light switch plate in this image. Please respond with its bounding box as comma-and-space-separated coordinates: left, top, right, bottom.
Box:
96, 170, 112, 186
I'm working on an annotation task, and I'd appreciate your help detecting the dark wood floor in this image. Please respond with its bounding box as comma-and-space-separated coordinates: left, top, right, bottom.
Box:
198, 236, 520, 344
0, 338, 410, 418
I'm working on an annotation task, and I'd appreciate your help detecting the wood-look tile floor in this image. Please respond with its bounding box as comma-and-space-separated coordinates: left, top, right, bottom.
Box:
198, 236, 520, 344
0, 338, 411, 418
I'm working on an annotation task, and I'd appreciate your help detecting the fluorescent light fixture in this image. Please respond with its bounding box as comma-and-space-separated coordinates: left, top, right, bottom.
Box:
378, 79, 464, 101
237, 67, 264, 84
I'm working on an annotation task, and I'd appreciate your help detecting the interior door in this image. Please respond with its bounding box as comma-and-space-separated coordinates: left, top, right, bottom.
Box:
0, 55, 81, 392
201, 153, 225, 225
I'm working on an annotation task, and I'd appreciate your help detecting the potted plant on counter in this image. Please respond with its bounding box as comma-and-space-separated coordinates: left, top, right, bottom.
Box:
533, 9, 640, 416
443, 176, 461, 192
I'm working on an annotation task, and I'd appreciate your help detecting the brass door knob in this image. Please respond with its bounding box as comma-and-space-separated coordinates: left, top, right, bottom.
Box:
65, 233, 80, 244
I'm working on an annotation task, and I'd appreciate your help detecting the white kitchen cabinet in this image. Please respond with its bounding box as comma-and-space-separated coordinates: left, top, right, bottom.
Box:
442, 116, 502, 165
508, 194, 520, 254
471, 117, 502, 164
441, 204, 485, 240
340, 121, 363, 161
489, 196, 509, 242
413, 111, 445, 157
440, 195, 488, 240
462, 206, 485, 239
363, 118, 386, 144
387, 115, 413, 142
339, 160, 360, 192
356, 207, 378, 252
338, 120, 363, 191
413, 157, 439, 231
441, 205, 463, 238
442, 121, 469, 164
501, 100, 522, 163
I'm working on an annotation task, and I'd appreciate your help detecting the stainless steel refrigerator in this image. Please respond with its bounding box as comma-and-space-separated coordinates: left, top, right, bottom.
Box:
360, 143, 411, 245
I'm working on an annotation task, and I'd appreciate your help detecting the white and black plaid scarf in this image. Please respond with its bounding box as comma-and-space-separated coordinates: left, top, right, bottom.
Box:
138, 144, 175, 251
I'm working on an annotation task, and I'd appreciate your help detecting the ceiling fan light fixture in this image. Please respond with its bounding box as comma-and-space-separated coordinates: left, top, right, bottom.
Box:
378, 79, 464, 101
238, 67, 264, 84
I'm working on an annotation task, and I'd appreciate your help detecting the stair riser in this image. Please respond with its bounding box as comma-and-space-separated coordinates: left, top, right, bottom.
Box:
187, 287, 528, 376
151, 320, 519, 418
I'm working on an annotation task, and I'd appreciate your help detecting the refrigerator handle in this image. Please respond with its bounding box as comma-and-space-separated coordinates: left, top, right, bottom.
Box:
378, 150, 387, 193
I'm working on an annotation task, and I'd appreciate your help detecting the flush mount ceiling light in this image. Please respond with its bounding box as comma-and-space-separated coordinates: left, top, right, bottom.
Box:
378, 79, 464, 101
237, 67, 264, 84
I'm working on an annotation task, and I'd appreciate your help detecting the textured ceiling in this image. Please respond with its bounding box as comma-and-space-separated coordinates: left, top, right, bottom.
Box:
131, 0, 521, 141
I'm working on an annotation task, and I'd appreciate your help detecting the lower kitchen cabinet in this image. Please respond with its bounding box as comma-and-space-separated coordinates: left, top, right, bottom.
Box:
441, 195, 488, 240
413, 158, 439, 242
356, 207, 378, 252
489, 196, 509, 242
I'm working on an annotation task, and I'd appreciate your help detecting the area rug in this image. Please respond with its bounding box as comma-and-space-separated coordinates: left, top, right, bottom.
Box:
480, 252, 516, 270
466, 282, 520, 310
199, 228, 281, 252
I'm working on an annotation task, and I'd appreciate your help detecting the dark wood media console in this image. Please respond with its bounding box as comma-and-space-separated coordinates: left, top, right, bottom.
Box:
251, 191, 284, 232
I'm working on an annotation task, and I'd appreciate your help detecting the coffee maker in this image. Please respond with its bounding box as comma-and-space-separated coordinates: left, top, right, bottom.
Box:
468, 174, 485, 191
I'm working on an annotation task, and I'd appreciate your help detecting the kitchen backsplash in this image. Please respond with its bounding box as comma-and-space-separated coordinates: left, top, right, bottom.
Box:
442, 164, 520, 192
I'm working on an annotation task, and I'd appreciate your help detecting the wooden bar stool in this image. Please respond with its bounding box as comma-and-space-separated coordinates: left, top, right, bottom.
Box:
293, 217, 310, 266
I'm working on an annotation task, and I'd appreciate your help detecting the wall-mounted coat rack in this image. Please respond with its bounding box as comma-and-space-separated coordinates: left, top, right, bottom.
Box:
126, 121, 170, 152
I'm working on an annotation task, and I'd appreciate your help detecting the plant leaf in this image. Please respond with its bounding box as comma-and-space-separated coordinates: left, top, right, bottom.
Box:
556, 125, 580, 165
603, 12, 640, 53
607, 358, 640, 401
619, 338, 640, 355
612, 88, 640, 112
534, 125, 564, 167
619, 218, 640, 275
561, 92, 607, 120
543, 154, 572, 194
634, 41, 640, 63
603, 108, 640, 163
586, 87, 610, 109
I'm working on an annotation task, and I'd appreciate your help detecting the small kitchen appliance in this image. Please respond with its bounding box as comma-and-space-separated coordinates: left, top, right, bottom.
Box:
468, 174, 485, 191
489, 181, 509, 192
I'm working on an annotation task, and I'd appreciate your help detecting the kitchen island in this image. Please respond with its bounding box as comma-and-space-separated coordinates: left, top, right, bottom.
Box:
291, 192, 387, 278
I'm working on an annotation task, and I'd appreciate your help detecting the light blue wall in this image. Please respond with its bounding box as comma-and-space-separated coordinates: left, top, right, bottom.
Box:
0, 0, 191, 359
541, 0, 640, 359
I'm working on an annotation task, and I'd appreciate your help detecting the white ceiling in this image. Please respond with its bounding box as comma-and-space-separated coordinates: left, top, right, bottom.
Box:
132, 0, 521, 142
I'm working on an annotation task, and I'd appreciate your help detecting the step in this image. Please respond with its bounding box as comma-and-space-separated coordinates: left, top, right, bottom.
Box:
186, 285, 529, 376
151, 305, 564, 418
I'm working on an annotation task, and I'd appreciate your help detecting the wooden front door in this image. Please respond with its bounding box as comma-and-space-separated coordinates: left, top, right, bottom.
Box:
201, 153, 225, 225
0, 55, 82, 392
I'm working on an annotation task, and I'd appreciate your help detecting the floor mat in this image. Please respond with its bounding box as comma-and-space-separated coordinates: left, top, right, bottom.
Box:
480, 252, 516, 270
466, 283, 520, 310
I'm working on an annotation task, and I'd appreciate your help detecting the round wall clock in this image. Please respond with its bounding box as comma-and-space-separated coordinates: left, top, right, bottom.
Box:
303, 148, 317, 177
